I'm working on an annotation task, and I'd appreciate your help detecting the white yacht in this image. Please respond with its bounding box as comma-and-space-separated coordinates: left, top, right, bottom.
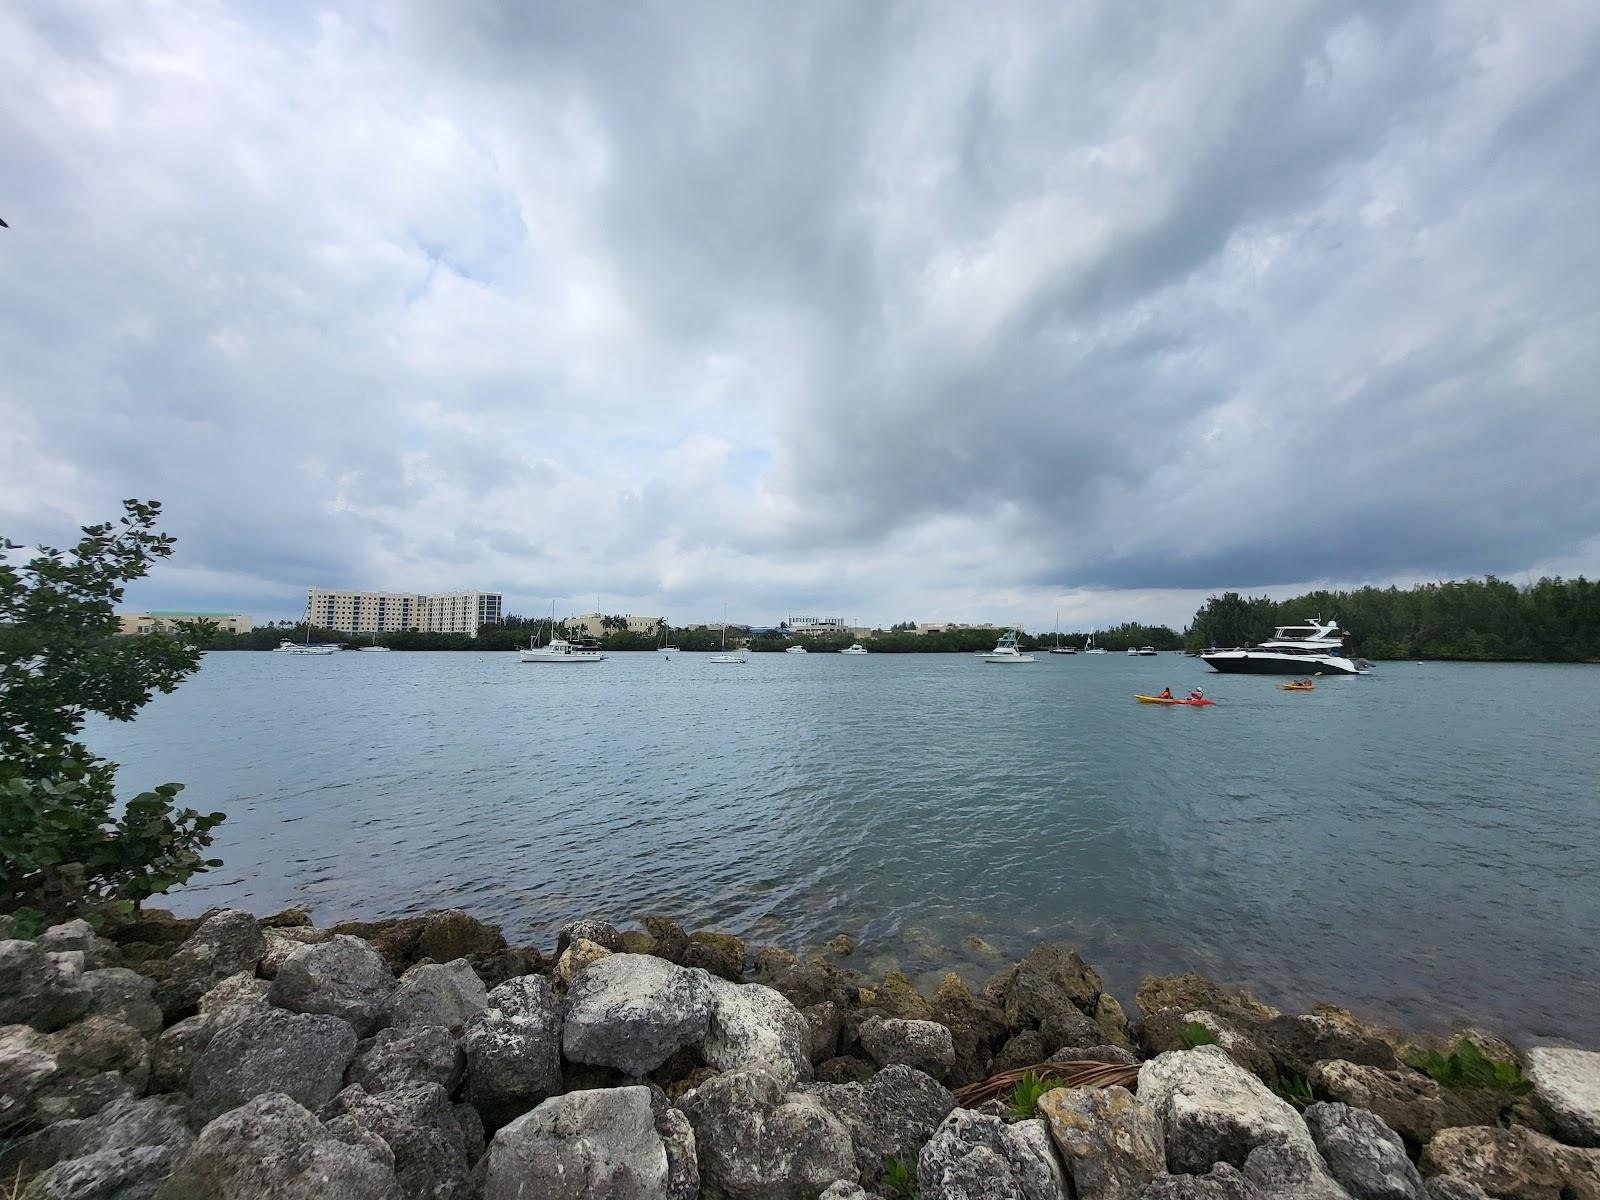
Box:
657, 646, 680, 654
839, 643, 868, 655
520, 636, 605, 663
1134, 645, 1158, 656
1201, 618, 1370, 676
980, 630, 1035, 664
274, 639, 337, 656
356, 646, 392, 653
785, 645, 808, 654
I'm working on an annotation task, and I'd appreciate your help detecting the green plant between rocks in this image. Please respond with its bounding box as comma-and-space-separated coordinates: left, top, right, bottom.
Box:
1272, 1073, 1316, 1110
1005, 1071, 1062, 1120
1180, 1020, 1220, 1049
1407, 1040, 1531, 1097
0, 500, 225, 928
881, 1154, 919, 1200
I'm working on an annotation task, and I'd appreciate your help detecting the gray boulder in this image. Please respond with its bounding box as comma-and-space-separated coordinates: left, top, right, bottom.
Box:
1135, 1163, 1260, 1198
1037, 1084, 1164, 1199
37, 920, 120, 970
995, 1030, 1048, 1072
0, 940, 91, 1031
1051, 1043, 1141, 1066
197, 971, 271, 1016
1307, 1060, 1495, 1149
324, 1082, 476, 1200
154, 909, 265, 1019
860, 1017, 956, 1081
702, 973, 813, 1085
820, 1184, 873, 1200
678, 1064, 858, 1199
0, 1023, 60, 1128
1240, 1141, 1354, 1200
804, 1064, 957, 1187
804, 1001, 843, 1063
1305, 1101, 1424, 1200
461, 974, 562, 1129
917, 1108, 1067, 1200
154, 1092, 400, 1199
647, 1091, 701, 1200
1255, 1012, 1396, 1080
389, 959, 488, 1034
13, 1095, 192, 1200
1139, 1010, 1276, 1083
1138, 1046, 1316, 1174
1527, 1045, 1600, 1148
557, 917, 624, 956
3, 1015, 150, 1126
817, 1055, 876, 1084
1000, 943, 1102, 1031
1042, 1002, 1106, 1053
83, 967, 164, 1038
258, 926, 328, 978
1419, 1124, 1600, 1200
475, 1084, 688, 1200
148, 1015, 213, 1095
350, 1023, 462, 1094
269, 933, 396, 1035
563, 953, 713, 1076
188, 1007, 356, 1122
1422, 1180, 1491, 1200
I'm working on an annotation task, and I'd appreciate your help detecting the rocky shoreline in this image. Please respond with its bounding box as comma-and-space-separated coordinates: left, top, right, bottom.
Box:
3, 905, 1597, 1199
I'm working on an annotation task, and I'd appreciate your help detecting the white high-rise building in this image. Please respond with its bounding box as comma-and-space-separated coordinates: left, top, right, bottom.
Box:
306, 589, 503, 637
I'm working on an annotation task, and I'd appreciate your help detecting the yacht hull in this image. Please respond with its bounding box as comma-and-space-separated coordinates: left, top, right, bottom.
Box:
1201, 651, 1362, 676
519, 652, 605, 663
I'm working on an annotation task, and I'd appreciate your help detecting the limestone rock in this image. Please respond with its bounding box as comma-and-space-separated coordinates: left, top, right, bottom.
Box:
153, 909, 265, 1019
154, 1092, 400, 1199
257, 926, 328, 979
827, 934, 858, 957
1043, 1001, 1106, 1053
269, 934, 396, 1036
804, 1001, 843, 1064
860, 1017, 956, 1080
1305, 1101, 1423, 1200
556, 937, 613, 984
685, 931, 747, 981
83, 966, 164, 1038
996, 1031, 1049, 1072
678, 1064, 858, 1199
1038, 1084, 1164, 1199
1422, 1179, 1492, 1200
475, 1084, 684, 1200
820, 1184, 872, 1200
803, 1064, 957, 1187
1528, 1045, 1600, 1148
1135, 974, 1278, 1024
389, 959, 488, 1035
917, 1108, 1067, 1200
469, 946, 544, 990
1419, 1124, 1600, 1200
642, 916, 690, 963
1139, 1010, 1276, 1084
932, 971, 1010, 1087
563, 953, 713, 1076
1001, 944, 1103, 1035
1308, 1060, 1496, 1148
754, 947, 859, 1010
197, 971, 271, 1016
351, 1023, 462, 1094
460, 973, 562, 1129
324, 1082, 476, 1200
1239, 1140, 1354, 1199
16, 1095, 192, 1200
557, 917, 624, 956
188, 1007, 356, 1122
1051, 1044, 1142, 1066
1256, 1012, 1397, 1080
1095, 993, 1137, 1050
817, 1055, 876, 1084
37, 919, 120, 970
648, 1091, 701, 1200
702, 973, 812, 1085
415, 909, 506, 962
0, 940, 91, 1031
1135, 1162, 1259, 1198
7, 1015, 150, 1125
1138, 1045, 1315, 1174
876, 971, 936, 1022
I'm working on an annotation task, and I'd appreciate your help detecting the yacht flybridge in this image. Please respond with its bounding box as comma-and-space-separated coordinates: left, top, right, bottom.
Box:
1200, 618, 1370, 676
981, 630, 1035, 664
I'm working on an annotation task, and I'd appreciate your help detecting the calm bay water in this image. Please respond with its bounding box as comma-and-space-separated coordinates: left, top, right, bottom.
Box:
85, 651, 1600, 1042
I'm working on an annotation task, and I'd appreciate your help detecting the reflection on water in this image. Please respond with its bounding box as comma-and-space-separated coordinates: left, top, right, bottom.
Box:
87, 651, 1600, 1040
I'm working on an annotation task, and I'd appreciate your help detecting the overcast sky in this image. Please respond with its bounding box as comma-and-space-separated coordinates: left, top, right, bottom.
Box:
4, 1, 1598, 631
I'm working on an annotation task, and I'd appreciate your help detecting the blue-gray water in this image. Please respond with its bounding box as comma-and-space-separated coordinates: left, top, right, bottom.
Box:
85, 651, 1600, 1042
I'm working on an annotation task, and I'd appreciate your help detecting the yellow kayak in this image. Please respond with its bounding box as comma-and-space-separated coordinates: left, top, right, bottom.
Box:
1279, 683, 1314, 691
1135, 694, 1215, 706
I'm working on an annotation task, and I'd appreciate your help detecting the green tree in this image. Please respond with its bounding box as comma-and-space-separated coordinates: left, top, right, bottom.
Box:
1, 500, 225, 927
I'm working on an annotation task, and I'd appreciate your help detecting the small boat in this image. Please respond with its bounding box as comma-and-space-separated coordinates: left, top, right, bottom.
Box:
521, 603, 605, 662
710, 607, 747, 663
981, 631, 1035, 664
1135, 646, 1158, 656
274, 639, 338, 655
657, 646, 680, 654
1083, 637, 1108, 655
1278, 682, 1315, 691
356, 646, 392, 653
785, 645, 808, 654
1135, 694, 1215, 706
1048, 613, 1075, 654
839, 643, 868, 655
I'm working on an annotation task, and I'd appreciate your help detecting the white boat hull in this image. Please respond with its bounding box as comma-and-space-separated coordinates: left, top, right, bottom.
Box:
275, 645, 337, 655
710, 654, 747, 664
1200, 650, 1364, 676
981, 654, 1036, 663
520, 650, 606, 663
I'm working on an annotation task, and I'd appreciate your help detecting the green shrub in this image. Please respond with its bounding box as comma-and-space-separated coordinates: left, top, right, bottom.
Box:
1408, 1040, 1530, 1096
1181, 1021, 1220, 1049
880, 1155, 919, 1199
1006, 1071, 1061, 1120
1272, 1073, 1315, 1110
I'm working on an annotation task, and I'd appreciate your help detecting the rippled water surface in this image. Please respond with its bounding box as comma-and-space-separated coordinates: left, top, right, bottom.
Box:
86, 651, 1600, 1040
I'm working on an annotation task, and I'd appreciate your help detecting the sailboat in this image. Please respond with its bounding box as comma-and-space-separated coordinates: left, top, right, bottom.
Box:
1083, 635, 1108, 655
274, 622, 338, 655
1048, 612, 1076, 655
710, 608, 746, 664
357, 631, 392, 653
657, 623, 679, 655
520, 603, 606, 663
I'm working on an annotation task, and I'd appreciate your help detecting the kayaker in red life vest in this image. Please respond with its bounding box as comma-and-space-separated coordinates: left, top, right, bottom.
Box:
1160, 687, 1173, 699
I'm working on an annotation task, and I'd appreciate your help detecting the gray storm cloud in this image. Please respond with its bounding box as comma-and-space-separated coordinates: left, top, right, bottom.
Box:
2, 0, 1597, 626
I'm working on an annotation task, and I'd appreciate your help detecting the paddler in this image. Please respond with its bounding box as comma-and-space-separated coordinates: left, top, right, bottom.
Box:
1159, 686, 1174, 699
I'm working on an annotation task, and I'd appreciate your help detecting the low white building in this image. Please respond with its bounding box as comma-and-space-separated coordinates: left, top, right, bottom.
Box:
786, 616, 849, 637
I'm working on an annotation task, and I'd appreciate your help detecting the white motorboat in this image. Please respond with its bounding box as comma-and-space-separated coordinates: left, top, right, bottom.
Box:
274, 639, 337, 655
357, 646, 392, 653
839, 643, 868, 655
1201, 617, 1370, 676
980, 630, 1035, 664
1135, 645, 1158, 656
520, 603, 606, 663
785, 645, 808, 654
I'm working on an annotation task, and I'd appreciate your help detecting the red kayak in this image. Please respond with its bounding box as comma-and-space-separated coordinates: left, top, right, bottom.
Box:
1134, 694, 1215, 706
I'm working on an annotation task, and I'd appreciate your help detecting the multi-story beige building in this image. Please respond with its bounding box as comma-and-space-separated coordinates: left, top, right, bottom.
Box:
564, 613, 663, 639
915, 621, 997, 635
306, 589, 503, 638
119, 611, 253, 636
